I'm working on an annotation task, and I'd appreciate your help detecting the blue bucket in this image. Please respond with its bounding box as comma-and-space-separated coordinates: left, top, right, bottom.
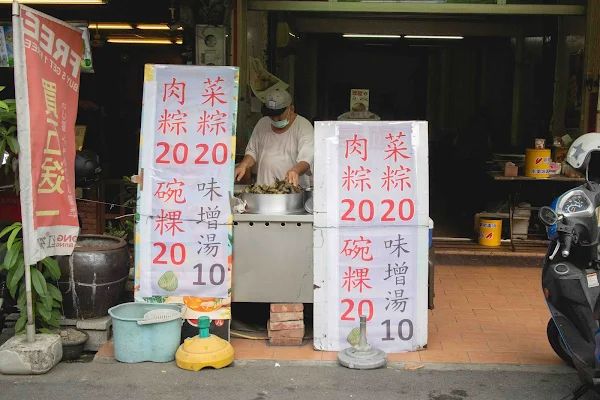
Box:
108, 302, 182, 363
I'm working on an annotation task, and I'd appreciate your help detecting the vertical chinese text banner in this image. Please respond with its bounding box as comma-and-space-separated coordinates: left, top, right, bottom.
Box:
14, 4, 83, 265
314, 121, 429, 352
136, 65, 238, 303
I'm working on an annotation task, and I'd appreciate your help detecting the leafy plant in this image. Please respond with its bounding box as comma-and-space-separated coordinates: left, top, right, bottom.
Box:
0, 223, 62, 334
0, 89, 62, 334
0, 86, 18, 188
105, 220, 128, 240
104, 176, 138, 242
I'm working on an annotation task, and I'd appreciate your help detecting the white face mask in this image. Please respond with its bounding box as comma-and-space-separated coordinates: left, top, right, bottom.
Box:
271, 118, 289, 129
271, 108, 290, 129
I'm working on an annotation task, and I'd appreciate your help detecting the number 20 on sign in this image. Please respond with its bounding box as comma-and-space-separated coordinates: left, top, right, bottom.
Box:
341, 198, 415, 222
155, 142, 229, 165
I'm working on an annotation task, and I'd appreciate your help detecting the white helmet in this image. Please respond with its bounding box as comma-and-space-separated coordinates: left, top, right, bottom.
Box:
566, 133, 600, 171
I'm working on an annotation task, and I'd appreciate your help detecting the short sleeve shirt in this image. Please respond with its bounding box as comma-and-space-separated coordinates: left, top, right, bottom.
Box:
245, 115, 314, 187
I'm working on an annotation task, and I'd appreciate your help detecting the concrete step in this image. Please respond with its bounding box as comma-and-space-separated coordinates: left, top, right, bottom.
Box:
433, 238, 547, 267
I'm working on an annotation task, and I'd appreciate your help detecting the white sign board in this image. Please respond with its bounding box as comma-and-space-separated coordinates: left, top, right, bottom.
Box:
135, 64, 238, 300
313, 121, 429, 353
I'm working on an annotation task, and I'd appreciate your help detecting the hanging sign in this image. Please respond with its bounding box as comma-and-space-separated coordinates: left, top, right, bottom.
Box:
313, 121, 429, 352
135, 64, 238, 320
350, 89, 369, 112
2, 22, 92, 72
13, 4, 83, 265
0, 25, 13, 67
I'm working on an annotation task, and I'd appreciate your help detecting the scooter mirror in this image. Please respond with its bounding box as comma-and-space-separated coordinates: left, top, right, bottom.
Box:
539, 206, 559, 226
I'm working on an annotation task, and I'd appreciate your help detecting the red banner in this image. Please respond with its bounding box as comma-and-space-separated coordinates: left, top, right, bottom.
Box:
13, 4, 82, 265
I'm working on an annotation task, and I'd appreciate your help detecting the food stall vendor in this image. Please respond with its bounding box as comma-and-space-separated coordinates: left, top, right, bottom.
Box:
234, 89, 314, 187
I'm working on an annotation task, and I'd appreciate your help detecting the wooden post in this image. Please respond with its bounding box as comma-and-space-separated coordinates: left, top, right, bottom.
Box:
235, 0, 249, 159
581, 0, 600, 133
511, 33, 524, 147
551, 17, 569, 137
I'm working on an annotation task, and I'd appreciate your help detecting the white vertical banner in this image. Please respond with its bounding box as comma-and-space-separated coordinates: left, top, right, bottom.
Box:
135, 65, 238, 300
313, 121, 429, 353
13, 4, 83, 266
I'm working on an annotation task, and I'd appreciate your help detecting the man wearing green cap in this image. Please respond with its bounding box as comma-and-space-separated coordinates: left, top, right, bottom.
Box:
234, 89, 313, 187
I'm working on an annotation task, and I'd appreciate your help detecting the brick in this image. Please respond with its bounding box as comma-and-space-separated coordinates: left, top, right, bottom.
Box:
269, 311, 303, 323
270, 303, 303, 313
268, 327, 305, 339
268, 319, 304, 331
269, 337, 303, 346
93, 340, 116, 364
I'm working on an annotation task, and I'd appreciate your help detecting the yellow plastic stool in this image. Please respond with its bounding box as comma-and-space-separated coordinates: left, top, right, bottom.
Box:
175, 316, 234, 371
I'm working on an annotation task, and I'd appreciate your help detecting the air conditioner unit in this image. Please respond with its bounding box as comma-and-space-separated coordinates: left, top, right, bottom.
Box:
195, 25, 226, 66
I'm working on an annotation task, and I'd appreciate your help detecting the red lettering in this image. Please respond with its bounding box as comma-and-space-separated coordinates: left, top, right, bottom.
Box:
195, 144, 209, 165
152, 243, 167, 264
152, 242, 186, 266
340, 198, 415, 223
156, 142, 169, 164
340, 299, 374, 322
341, 199, 355, 221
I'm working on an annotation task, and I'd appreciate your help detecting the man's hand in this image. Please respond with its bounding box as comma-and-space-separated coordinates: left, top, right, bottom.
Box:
235, 164, 248, 182
235, 156, 256, 182
285, 168, 300, 187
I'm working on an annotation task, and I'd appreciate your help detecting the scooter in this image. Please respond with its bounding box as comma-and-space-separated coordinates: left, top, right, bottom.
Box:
539, 178, 600, 399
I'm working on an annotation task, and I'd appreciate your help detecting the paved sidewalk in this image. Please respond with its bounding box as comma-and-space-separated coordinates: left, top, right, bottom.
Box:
96, 265, 558, 365
0, 360, 584, 400
229, 265, 556, 364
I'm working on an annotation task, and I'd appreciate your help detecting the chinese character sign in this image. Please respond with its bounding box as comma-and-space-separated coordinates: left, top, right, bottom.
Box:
350, 89, 369, 112
313, 121, 429, 353
13, 4, 83, 265
135, 65, 238, 308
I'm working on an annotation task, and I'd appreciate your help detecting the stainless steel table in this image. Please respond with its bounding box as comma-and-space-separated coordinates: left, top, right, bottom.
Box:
232, 213, 314, 303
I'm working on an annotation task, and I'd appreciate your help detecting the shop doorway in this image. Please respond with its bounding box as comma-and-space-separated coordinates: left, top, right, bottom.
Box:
292, 33, 517, 238
308, 34, 428, 122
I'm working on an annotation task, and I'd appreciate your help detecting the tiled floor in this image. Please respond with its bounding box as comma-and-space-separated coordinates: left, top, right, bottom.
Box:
232, 265, 561, 365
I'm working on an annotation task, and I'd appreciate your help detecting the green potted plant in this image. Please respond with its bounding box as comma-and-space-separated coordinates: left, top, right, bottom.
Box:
0, 86, 18, 189
0, 223, 63, 334
1, 87, 63, 334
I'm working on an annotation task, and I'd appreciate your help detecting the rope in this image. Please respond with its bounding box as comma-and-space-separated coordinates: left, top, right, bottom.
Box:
75, 197, 241, 226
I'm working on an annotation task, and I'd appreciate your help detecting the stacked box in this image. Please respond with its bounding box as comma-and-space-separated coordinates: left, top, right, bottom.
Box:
267, 303, 304, 346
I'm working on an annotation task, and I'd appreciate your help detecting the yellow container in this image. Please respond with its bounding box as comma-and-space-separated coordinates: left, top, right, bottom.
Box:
175, 334, 234, 371
525, 148, 552, 178
175, 316, 234, 372
479, 219, 502, 247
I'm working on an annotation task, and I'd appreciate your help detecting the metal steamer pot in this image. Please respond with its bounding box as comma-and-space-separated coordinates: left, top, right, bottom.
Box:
239, 191, 306, 214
